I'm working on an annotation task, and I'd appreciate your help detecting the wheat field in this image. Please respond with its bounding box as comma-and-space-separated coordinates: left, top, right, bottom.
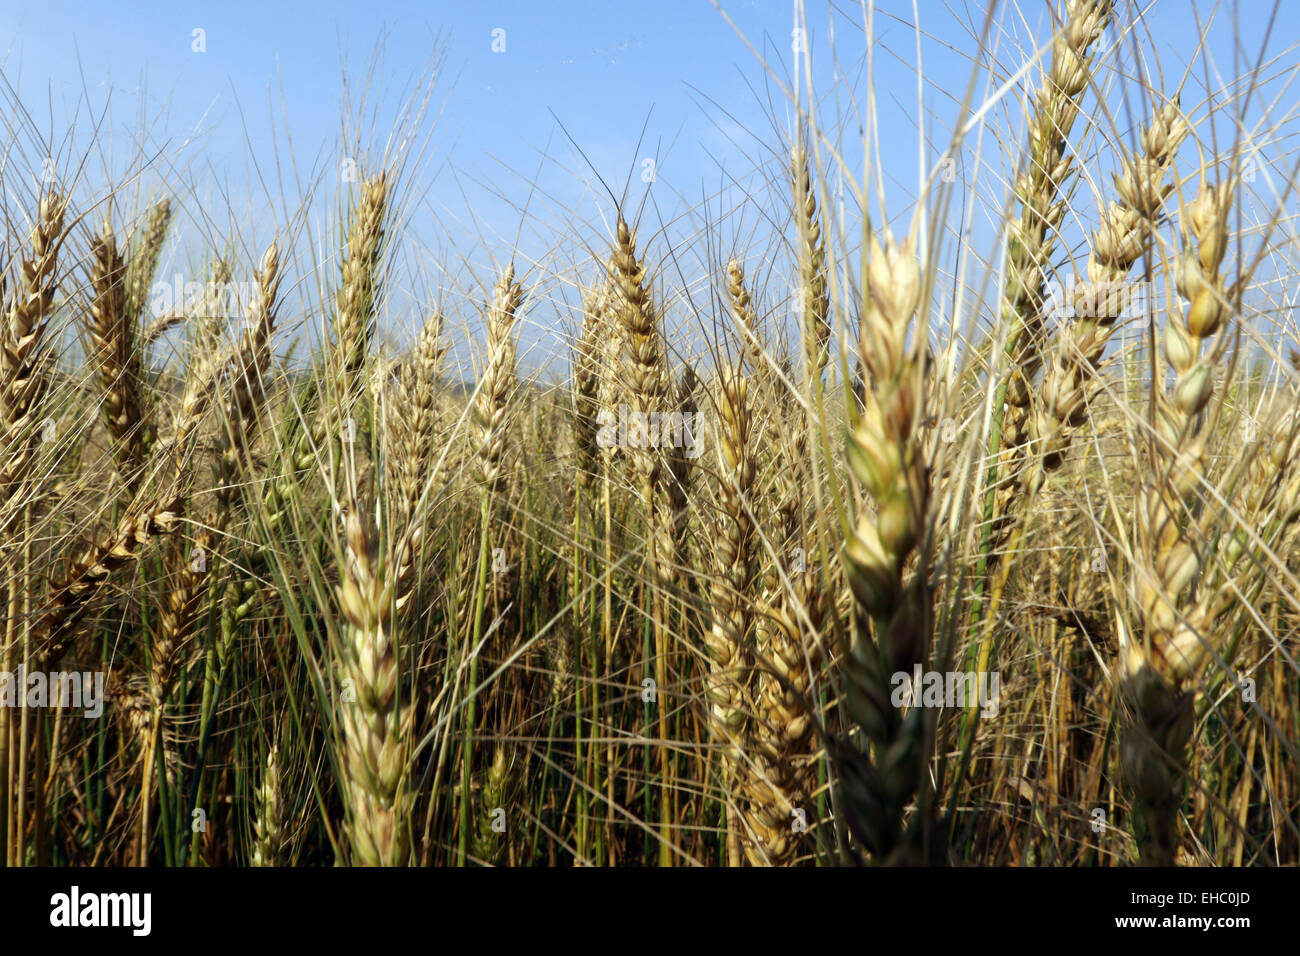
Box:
1, 0, 1298, 868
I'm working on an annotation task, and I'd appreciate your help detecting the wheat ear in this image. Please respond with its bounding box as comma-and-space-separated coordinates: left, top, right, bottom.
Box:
573, 285, 607, 492
726, 257, 768, 379
251, 742, 284, 867
88, 219, 150, 479
126, 198, 173, 325
706, 365, 757, 864
0, 192, 66, 524
1034, 100, 1190, 480
152, 527, 213, 711
388, 311, 447, 611
335, 173, 389, 399
608, 214, 682, 861
393, 311, 447, 523
746, 404, 824, 865
792, 145, 830, 385
990, 0, 1114, 553
475, 266, 524, 493
35, 493, 185, 666
217, 242, 282, 509
1122, 179, 1232, 866
838, 230, 937, 864
336, 505, 413, 866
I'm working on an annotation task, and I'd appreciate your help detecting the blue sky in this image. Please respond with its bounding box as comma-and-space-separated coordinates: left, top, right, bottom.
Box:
2, 1, 1295, 374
